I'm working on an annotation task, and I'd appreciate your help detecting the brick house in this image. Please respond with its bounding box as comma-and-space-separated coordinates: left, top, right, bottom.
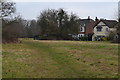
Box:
78, 16, 95, 40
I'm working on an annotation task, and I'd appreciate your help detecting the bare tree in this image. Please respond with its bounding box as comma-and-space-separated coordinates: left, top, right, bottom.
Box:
0, 0, 16, 18
37, 8, 79, 40
117, 2, 120, 43
1, 0, 21, 43
37, 9, 58, 39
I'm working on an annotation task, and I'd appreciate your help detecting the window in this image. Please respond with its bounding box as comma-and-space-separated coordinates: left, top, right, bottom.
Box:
97, 36, 102, 38
84, 24, 86, 26
78, 34, 84, 37
97, 26, 102, 32
97, 36, 102, 41
80, 27, 83, 31
80, 27, 84, 32
106, 28, 109, 32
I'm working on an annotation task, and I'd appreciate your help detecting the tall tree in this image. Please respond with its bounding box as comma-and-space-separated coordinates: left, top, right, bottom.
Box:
116, 5, 120, 43
0, 0, 16, 18
37, 9, 58, 39
27, 20, 41, 37
69, 13, 79, 34
117, 18, 120, 43
57, 8, 68, 39
1, 0, 17, 43
57, 9, 79, 39
37, 8, 80, 40
1, 0, 26, 43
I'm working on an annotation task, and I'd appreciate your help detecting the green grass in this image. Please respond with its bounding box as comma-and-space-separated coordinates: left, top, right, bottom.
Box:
2, 39, 119, 78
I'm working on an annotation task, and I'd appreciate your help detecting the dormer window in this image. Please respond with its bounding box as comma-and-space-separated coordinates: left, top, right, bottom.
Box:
96, 26, 102, 32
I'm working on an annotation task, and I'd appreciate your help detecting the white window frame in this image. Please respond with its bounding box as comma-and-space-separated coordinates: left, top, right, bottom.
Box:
80, 27, 84, 32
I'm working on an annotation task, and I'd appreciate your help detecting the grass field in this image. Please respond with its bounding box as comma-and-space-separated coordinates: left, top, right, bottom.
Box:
2, 39, 119, 78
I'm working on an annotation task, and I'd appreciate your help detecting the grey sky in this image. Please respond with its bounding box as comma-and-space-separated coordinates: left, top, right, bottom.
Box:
16, 2, 118, 20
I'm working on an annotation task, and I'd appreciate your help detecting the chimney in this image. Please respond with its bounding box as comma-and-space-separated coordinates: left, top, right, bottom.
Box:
88, 16, 90, 20
95, 17, 99, 21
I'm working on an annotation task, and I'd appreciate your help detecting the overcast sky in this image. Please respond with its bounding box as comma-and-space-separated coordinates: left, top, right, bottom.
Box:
14, 0, 119, 20
13, 0, 119, 2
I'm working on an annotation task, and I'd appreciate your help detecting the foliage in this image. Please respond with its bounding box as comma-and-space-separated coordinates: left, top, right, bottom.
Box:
0, 1, 16, 18
2, 17, 27, 43
26, 20, 41, 37
101, 37, 107, 41
2, 5, 80, 42
1, 0, 17, 43
37, 9, 79, 40
33, 35, 40, 40
108, 31, 115, 41
116, 22, 120, 43
80, 36, 88, 41
94, 37, 97, 41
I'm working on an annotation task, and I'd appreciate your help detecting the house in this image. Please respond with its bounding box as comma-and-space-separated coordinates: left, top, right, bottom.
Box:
85, 21, 96, 41
92, 19, 118, 41
78, 16, 94, 40
76, 16, 118, 41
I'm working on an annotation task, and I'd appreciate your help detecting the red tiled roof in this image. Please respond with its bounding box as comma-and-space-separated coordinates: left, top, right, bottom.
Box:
85, 21, 97, 35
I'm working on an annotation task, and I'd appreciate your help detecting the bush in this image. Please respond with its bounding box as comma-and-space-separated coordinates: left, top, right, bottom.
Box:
108, 32, 115, 41
80, 36, 88, 41
101, 37, 107, 41
33, 35, 40, 40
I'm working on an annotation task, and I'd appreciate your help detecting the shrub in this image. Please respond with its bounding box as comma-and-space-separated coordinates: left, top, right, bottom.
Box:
108, 32, 115, 41
94, 37, 97, 41
80, 36, 88, 41
33, 35, 40, 40
101, 37, 107, 41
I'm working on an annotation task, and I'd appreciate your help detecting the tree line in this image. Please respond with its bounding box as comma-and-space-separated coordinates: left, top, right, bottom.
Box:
1, 0, 120, 43
38, 9, 79, 40
1, 1, 80, 43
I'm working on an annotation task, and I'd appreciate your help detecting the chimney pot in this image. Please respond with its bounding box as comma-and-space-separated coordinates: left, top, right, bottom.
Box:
88, 16, 90, 19
95, 17, 99, 21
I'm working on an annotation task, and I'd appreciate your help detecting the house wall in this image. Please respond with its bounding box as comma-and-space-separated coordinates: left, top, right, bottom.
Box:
80, 27, 85, 32
110, 28, 117, 32
97, 21, 105, 26
78, 26, 85, 38
92, 21, 110, 41
78, 34, 85, 37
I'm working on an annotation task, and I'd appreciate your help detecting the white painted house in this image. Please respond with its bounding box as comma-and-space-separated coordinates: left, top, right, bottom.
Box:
92, 20, 117, 41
